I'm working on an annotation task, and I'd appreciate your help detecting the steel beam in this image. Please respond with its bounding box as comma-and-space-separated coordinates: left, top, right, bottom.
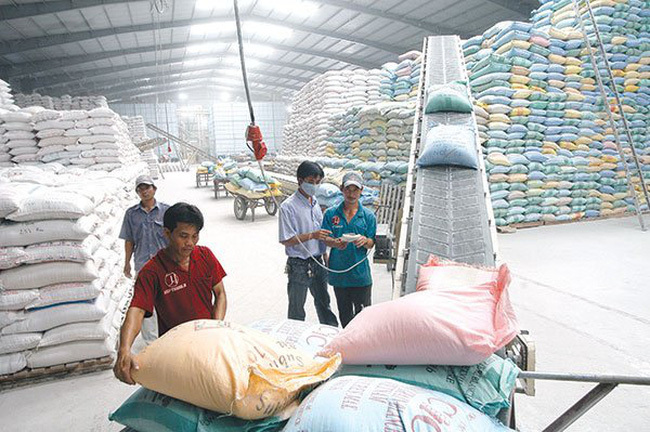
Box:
0, 0, 146, 21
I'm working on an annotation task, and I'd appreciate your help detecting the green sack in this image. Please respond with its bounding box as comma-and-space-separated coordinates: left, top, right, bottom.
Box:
425, 81, 473, 113
334, 355, 519, 418
109, 388, 286, 432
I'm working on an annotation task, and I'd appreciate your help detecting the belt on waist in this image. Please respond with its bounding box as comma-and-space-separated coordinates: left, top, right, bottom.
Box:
288, 255, 322, 262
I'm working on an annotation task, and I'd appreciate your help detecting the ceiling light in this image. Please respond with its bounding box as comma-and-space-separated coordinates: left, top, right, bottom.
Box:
190, 21, 235, 36
243, 22, 293, 40
219, 92, 231, 102
178, 92, 188, 101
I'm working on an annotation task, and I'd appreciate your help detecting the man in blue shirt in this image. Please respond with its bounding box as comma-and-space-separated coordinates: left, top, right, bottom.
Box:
322, 171, 376, 327
278, 161, 338, 326
119, 174, 170, 343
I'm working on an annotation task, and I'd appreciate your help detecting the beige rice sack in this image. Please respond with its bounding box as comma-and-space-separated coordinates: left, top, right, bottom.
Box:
132, 320, 341, 420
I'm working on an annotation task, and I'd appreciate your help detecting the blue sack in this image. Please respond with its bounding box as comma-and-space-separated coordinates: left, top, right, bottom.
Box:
418, 125, 478, 169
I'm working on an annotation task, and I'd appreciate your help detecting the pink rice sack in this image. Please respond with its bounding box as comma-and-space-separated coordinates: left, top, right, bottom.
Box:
320, 256, 519, 366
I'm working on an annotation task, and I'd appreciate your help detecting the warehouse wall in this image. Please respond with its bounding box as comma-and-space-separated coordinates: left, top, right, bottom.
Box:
111, 101, 286, 156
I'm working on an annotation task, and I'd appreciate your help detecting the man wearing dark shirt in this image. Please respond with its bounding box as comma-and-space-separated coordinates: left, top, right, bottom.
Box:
114, 202, 227, 385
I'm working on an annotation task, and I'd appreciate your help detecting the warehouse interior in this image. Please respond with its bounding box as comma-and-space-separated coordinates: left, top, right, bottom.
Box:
0, 0, 649, 431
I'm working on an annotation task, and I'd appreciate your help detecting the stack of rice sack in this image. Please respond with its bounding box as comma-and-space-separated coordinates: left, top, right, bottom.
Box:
1, 109, 39, 166
140, 150, 160, 180
113, 258, 522, 431
15, 94, 109, 111
0, 79, 15, 109
121, 115, 148, 144
32, 107, 141, 171
282, 69, 384, 158
324, 102, 415, 165
0, 112, 8, 168
0, 164, 143, 375
379, 51, 423, 103
462, 4, 650, 227
227, 166, 281, 194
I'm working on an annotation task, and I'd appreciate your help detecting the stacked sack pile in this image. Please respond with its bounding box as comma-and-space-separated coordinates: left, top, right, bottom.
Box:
15, 93, 108, 110
1, 109, 39, 166
282, 69, 383, 158
227, 166, 281, 194
31, 107, 141, 171
110, 256, 521, 432
121, 115, 148, 144
324, 102, 414, 165
0, 79, 15, 109
379, 50, 423, 102
462, 2, 650, 227
0, 164, 144, 375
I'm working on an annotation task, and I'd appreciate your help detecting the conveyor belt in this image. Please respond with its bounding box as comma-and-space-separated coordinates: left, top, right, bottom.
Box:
397, 36, 498, 295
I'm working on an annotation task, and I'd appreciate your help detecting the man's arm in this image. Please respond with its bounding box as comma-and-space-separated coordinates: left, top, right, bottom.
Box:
212, 281, 227, 320
123, 240, 135, 277
279, 206, 331, 246
113, 307, 146, 384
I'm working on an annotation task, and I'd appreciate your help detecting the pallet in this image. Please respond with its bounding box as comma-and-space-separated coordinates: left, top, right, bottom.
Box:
0, 356, 114, 391
497, 211, 638, 233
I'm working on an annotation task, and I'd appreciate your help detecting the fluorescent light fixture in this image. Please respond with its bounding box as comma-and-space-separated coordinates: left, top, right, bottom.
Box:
243, 22, 293, 40
190, 21, 235, 36
255, 0, 319, 17
178, 92, 189, 101
219, 92, 231, 102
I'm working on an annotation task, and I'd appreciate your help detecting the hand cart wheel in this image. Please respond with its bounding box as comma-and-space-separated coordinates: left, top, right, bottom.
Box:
264, 197, 278, 216
234, 196, 248, 220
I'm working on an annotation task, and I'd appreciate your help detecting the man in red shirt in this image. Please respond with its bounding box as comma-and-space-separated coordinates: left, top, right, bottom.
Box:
114, 202, 227, 385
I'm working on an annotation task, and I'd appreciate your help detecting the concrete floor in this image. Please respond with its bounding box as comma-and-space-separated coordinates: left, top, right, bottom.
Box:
1, 170, 648, 431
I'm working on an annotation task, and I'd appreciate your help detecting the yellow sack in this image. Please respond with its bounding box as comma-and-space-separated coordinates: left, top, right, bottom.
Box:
510, 107, 531, 117
510, 75, 530, 85
640, 58, 650, 66
565, 65, 582, 75
625, 85, 639, 92
513, 89, 533, 99
548, 54, 567, 65
611, 36, 627, 45
511, 66, 530, 76
132, 320, 341, 420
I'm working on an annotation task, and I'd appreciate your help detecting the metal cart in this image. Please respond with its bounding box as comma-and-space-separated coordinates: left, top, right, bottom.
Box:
224, 182, 283, 222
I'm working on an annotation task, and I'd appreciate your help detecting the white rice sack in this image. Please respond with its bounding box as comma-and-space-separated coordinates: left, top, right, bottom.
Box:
5, 188, 94, 222
0, 352, 26, 375
5, 131, 35, 140
0, 332, 41, 354
3, 122, 33, 132
9, 147, 38, 156
39, 315, 112, 347
0, 182, 40, 218
76, 118, 113, 128
34, 120, 75, 131
64, 128, 91, 137
2, 292, 108, 334
0, 260, 98, 290
1, 111, 32, 123
89, 125, 119, 135
65, 143, 94, 152
60, 110, 88, 121
0, 310, 24, 328
0, 247, 26, 270
38, 136, 78, 147
26, 338, 113, 369
28, 280, 101, 310
22, 241, 93, 265
92, 142, 120, 150
37, 145, 65, 156
36, 129, 66, 139
0, 290, 38, 311
32, 110, 61, 123
88, 107, 115, 118
78, 134, 117, 144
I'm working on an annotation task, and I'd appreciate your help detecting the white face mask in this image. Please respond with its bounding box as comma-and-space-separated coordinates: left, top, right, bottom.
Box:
300, 182, 320, 197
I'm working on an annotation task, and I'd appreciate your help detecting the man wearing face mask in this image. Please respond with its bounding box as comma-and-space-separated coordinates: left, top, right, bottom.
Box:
278, 161, 339, 326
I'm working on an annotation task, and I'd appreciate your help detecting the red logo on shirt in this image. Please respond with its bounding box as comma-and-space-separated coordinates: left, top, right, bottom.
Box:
332, 215, 340, 225
165, 272, 179, 287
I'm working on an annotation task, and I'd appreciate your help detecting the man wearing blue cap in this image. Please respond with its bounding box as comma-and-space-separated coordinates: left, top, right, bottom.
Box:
322, 171, 377, 327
